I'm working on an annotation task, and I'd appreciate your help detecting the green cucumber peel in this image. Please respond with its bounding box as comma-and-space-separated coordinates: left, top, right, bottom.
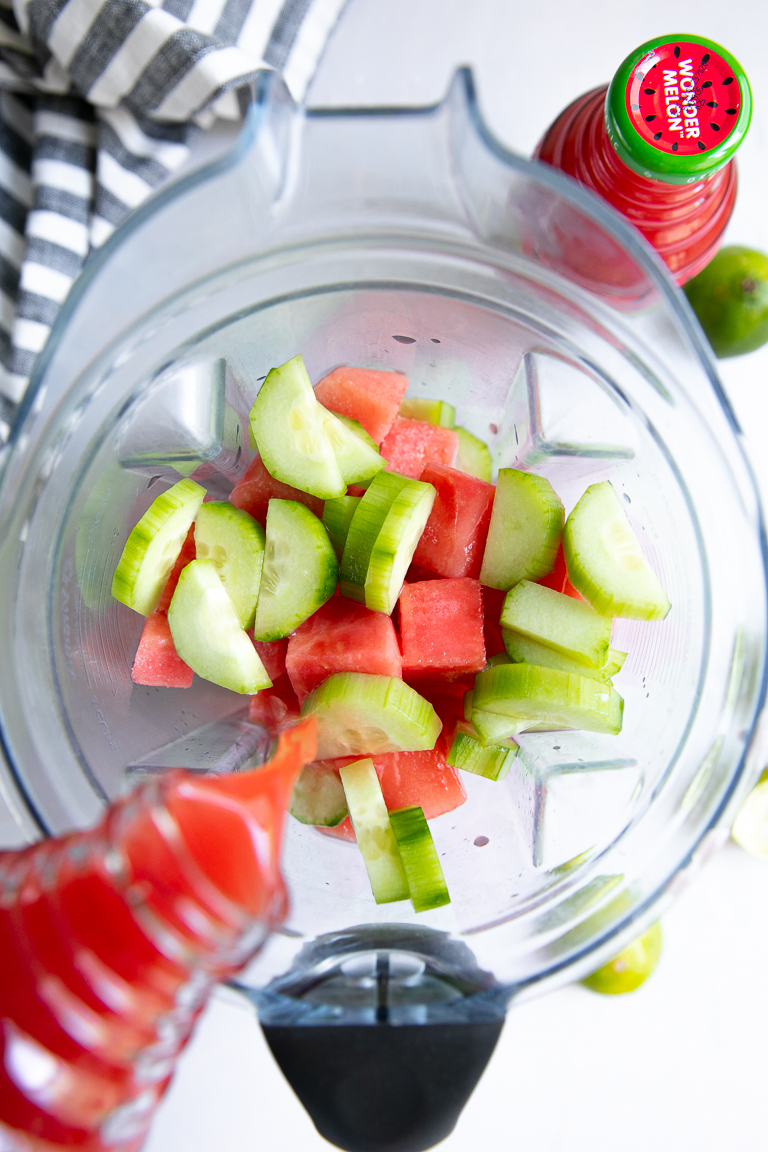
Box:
194, 501, 265, 630
479, 468, 564, 589
290, 762, 348, 826
301, 672, 442, 759
167, 559, 271, 693
501, 580, 612, 670
112, 478, 205, 615
473, 662, 624, 736
339, 758, 409, 904
249, 354, 345, 500
399, 397, 456, 428
253, 499, 338, 641
563, 481, 671, 621
322, 495, 360, 561
503, 629, 627, 682
447, 723, 517, 781
389, 806, 450, 912
340, 471, 411, 603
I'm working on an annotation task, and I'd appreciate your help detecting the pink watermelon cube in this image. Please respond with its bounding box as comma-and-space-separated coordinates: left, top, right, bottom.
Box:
286, 595, 402, 703
412, 463, 495, 579
314, 366, 409, 445
132, 614, 194, 688
482, 585, 507, 658
399, 578, 486, 684
230, 455, 324, 525
380, 417, 458, 479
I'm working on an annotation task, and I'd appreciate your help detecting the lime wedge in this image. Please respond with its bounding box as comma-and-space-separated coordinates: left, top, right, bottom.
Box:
581, 922, 663, 995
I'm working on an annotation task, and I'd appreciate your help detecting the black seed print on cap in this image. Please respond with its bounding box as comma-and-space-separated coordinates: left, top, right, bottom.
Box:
653, 132, 662, 140
644, 87, 656, 95
645, 115, 656, 122
723, 76, 734, 84
710, 122, 720, 131
698, 140, 706, 150
674, 46, 681, 58
702, 53, 710, 64
701, 80, 712, 88
726, 108, 737, 115
672, 142, 678, 151
706, 101, 717, 108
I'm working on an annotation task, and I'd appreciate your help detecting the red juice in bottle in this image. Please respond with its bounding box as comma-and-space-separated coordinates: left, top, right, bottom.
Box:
535, 35, 752, 284
0, 719, 315, 1152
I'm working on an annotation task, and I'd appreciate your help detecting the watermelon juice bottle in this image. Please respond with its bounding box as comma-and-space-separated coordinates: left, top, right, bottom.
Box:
0, 720, 314, 1152
535, 35, 752, 284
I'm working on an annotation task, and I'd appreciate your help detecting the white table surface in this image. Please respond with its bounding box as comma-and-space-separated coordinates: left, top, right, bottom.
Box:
145, 2, 768, 1148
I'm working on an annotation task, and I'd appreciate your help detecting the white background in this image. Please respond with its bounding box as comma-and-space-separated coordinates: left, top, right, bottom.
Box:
146, 2, 768, 1149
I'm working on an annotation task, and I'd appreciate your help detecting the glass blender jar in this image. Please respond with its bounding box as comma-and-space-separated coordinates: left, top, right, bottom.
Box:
0, 69, 766, 1151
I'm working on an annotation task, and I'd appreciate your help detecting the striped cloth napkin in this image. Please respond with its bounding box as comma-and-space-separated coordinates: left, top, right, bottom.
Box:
0, 0, 348, 442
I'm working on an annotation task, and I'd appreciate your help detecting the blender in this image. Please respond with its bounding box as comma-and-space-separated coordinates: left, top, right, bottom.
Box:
0, 68, 766, 1151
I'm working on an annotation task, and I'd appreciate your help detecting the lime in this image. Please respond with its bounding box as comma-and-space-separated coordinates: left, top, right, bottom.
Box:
580, 921, 663, 995
731, 768, 768, 859
684, 246, 768, 358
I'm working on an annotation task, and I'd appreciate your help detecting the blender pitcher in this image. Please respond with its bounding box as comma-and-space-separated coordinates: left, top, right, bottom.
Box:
0, 68, 767, 1152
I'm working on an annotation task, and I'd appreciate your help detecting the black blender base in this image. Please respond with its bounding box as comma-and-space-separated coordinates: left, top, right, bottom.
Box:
262, 1021, 503, 1152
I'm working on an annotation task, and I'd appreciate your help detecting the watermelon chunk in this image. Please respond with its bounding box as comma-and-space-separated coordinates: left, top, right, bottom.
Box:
399, 578, 486, 684
286, 594, 402, 703
132, 613, 194, 688
537, 541, 584, 600
250, 637, 288, 681
317, 741, 466, 840
248, 674, 301, 731
482, 585, 507, 659
156, 524, 197, 614
412, 463, 495, 579
380, 417, 458, 480
314, 367, 409, 445
229, 455, 324, 525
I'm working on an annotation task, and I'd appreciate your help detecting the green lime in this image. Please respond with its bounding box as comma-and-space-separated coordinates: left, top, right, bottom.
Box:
731, 770, 768, 859
580, 921, 663, 995
684, 246, 768, 358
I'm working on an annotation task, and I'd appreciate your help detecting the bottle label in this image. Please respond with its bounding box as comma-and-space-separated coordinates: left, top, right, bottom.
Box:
625, 41, 742, 158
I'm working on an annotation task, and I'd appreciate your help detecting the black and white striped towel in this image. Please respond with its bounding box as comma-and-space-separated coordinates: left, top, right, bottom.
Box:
0, 0, 348, 442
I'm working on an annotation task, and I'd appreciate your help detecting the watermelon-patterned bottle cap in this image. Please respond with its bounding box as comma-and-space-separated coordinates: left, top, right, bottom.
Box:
606, 35, 752, 184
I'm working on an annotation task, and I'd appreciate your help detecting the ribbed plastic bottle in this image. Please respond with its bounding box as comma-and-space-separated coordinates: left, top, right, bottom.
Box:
535, 35, 752, 284
0, 719, 315, 1152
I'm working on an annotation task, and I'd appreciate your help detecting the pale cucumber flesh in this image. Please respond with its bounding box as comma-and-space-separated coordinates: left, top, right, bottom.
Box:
399, 397, 456, 428
301, 672, 442, 759
322, 495, 359, 561
319, 406, 385, 485
194, 501, 265, 630
249, 354, 345, 499
479, 468, 564, 590
454, 426, 492, 482
501, 580, 613, 669
340, 758, 409, 904
167, 559, 271, 693
290, 761, 348, 826
389, 806, 450, 912
473, 662, 623, 735
112, 478, 205, 615
447, 724, 517, 781
253, 499, 338, 641
503, 629, 626, 681
564, 481, 671, 621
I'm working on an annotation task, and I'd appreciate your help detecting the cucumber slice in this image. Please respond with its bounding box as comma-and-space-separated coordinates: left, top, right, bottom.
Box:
470, 706, 531, 744
301, 672, 442, 759
253, 499, 338, 641
340, 470, 436, 614
339, 758, 409, 904
399, 397, 456, 428
564, 482, 671, 620
473, 663, 624, 735
479, 468, 564, 590
249, 355, 345, 500
319, 406, 385, 485
389, 806, 450, 912
503, 629, 627, 682
167, 559, 271, 693
454, 426, 492, 482
322, 495, 360, 561
112, 478, 205, 615
447, 723, 517, 781
290, 761, 348, 826
194, 501, 265, 630
501, 580, 613, 670
332, 412, 379, 451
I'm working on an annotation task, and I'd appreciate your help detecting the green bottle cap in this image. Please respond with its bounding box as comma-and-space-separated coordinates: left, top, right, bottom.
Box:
606, 35, 752, 185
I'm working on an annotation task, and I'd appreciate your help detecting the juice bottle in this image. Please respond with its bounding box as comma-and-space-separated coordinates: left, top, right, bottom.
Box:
0, 719, 315, 1152
535, 35, 752, 284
